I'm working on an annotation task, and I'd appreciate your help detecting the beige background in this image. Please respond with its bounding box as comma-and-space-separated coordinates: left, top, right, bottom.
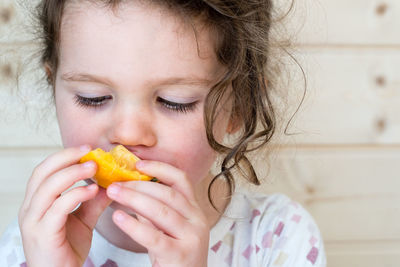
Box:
1, 0, 400, 266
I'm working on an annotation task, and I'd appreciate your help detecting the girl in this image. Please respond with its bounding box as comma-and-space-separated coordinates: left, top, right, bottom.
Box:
0, 0, 326, 266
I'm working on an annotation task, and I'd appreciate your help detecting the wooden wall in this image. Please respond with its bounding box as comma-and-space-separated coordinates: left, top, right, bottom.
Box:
264, 0, 400, 265
1, 0, 399, 266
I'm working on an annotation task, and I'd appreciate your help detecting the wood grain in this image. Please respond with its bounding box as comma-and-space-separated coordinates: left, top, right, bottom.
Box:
285, 0, 400, 45
1, 0, 400, 266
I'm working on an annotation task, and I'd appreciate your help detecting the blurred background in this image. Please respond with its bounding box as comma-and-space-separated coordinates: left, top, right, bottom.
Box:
1, 0, 400, 266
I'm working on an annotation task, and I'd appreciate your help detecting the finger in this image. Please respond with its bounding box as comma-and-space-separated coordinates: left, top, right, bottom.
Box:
135, 161, 196, 203
112, 210, 173, 254
111, 181, 196, 219
136, 213, 156, 229
107, 184, 187, 238
22, 145, 92, 212
25, 161, 97, 222
73, 186, 112, 230
42, 183, 99, 232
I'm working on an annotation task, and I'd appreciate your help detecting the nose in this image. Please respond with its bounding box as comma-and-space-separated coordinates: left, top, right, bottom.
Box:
108, 104, 157, 148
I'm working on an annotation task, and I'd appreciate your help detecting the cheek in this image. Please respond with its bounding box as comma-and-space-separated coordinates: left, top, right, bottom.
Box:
173, 138, 216, 185
59, 123, 90, 147
168, 108, 231, 184
163, 119, 217, 185
56, 103, 101, 148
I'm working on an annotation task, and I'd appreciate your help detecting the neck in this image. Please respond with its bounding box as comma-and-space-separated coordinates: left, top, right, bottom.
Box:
94, 173, 231, 252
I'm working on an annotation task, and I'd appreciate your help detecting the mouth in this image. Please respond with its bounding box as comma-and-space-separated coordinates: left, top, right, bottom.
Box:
122, 145, 145, 159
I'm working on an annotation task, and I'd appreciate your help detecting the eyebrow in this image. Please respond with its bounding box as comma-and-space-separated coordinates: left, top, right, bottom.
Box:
61, 73, 112, 86
61, 72, 212, 87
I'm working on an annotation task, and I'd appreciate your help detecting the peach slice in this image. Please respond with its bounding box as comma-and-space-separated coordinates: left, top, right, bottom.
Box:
80, 145, 154, 188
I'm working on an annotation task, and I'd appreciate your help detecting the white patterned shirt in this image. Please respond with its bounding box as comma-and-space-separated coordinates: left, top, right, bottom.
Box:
0, 192, 326, 267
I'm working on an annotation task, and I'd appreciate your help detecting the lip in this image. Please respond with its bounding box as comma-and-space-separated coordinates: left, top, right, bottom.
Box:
101, 145, 142, 156
108, 144, 168, 164
120, 145, 151, 160
122, 145, 138, 154
95, 144, 154, 162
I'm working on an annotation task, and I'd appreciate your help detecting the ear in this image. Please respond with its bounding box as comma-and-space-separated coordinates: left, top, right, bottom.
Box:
44, 62, 54, 83
226, 114, 241, 134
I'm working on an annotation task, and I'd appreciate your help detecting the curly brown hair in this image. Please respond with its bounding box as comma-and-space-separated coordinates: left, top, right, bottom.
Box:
35, 0, 294, 209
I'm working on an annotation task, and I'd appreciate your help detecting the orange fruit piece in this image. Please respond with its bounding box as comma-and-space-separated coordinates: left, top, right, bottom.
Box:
80, 145, 154, 188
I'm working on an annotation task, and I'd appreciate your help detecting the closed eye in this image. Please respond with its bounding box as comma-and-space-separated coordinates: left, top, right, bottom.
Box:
156, 97, 197, 113
74, 95, 112, 108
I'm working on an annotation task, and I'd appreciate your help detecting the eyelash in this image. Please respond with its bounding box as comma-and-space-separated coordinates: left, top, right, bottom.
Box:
74, 95, 112, 108
156, 97, 197, 113
74, 95, 197, 113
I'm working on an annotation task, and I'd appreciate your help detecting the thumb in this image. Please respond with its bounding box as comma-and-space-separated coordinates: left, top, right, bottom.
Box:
74, 186, 112, 229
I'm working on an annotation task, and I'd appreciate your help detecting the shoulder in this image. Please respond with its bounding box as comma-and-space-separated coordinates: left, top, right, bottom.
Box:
227, 191, 310, 226
231, 192, 327, 266
0, 218, 27, 267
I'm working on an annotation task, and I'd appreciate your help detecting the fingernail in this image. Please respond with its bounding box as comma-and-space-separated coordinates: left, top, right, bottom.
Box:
87, 184, 97, 190
114, 211, 125, 222
135, 160, 145, 169
83, 160, 95, 168
108, 184, 120, 196
80, 144, 91, 152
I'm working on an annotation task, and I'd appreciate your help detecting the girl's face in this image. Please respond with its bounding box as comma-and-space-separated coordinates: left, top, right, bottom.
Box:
54, 2, 230, 185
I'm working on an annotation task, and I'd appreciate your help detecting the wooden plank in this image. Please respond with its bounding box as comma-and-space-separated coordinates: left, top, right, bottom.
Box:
327, 253, 400, 267
275, 48, 400, 144
326, 240, 400, 267
283, 0, 400, 45
259, 146, 400, 197
3, 0, 400, 46
249, 147, 400, 248
0, 44, 61, 147
0, 148, 59, 193
326, 239, 400, 255
0, 0, 36, 43
306, 196, 400, 241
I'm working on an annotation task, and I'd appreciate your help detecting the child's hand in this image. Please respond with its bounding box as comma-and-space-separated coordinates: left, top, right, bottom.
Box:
107, 160, 210, 267
18, 146, 112, 267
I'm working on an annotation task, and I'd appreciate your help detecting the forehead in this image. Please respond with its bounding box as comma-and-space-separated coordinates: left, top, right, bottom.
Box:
58, 1, 223, 85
